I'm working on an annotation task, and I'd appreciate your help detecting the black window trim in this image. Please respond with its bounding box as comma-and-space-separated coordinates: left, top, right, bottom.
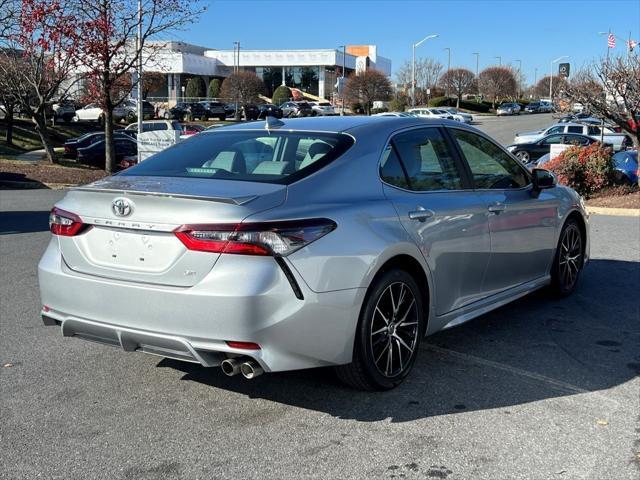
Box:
444, 126, 533, 192
378, 125, 473, 194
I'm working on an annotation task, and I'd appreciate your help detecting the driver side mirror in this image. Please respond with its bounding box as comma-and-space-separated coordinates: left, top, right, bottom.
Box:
532, 168, 556, 191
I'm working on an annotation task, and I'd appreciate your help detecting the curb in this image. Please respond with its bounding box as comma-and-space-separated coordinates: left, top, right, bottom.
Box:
0, 181, 74, 190
586, 206, 640, 217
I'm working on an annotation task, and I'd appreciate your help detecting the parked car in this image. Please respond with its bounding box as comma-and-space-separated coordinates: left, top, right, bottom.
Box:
52, 101, 76, 122
406, 108, 453, 120
163, 102, 189, 120
514, 122, 628, 151
373, 112, 414, 117
124, 119, 182, 135
74, 103, 126, 123
442, 107, 473, 124
309, 101, 337, 116
496, 103, 521, 116
198, 101, 227, 121
506, 133, 606, 164
181, 123, 206, 137
63, 131, 131, 159
242, 104, 260, 121
122, 99, 155, 122
257, 104, 283, 119
76, 136, 137, 168
280, 101, 313, 118
40, 116, 589, 390
525, 102, 543, 113
612, 150, 639, 184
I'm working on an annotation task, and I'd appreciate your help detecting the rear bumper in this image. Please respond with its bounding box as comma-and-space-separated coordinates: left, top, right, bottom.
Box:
38, 239, 364, 372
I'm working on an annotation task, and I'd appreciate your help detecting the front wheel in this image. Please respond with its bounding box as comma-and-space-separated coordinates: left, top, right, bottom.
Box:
550, 219, 584, 297
515, 150, 530, 163
336, 269, 425, 390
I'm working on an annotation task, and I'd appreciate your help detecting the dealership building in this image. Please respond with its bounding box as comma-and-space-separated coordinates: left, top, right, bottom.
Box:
143, 42, 392, 102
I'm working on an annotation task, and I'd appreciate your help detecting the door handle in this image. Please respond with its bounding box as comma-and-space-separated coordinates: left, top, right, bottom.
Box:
408, 207, 434, 222
487, 203, 506, 214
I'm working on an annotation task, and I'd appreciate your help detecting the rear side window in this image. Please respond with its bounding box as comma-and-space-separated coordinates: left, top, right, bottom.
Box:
380, 145, 409, 189
120, 131, 354, 184
567, 126, 583, 134
387, 128, 464, 191
451, 129, 529, 189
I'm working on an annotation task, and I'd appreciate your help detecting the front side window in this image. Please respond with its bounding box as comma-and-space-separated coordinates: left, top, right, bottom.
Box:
588, 126, 602, 135
546, 126, 564, 135
451, 129, 529, 189
120, 131, 353, 184
541, 134, 564, 145
388, 128, 464, 192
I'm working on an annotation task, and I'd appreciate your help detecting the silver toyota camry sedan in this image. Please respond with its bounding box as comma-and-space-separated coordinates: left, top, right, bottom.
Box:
39, 116, 589, 390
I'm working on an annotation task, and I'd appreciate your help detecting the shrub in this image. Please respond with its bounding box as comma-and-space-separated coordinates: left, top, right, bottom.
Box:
545, 143, 616, 196
208, 79, 221, 98
371, 107, 388, 114
388, 97, 407, 112
272, 85, 291, 106
427, 96, 491, 112
185, 77, 206, 99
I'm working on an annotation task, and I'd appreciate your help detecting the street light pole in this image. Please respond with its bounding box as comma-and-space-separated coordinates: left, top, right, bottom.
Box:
411, 34, 438, 106
550, 55, 569, 104
444, 47, 451, 100
473, 52, 479, 77
341, 45, 346, 115
136, 0, 142, 163
515, 59, 522, 99
494, 56, 501, 66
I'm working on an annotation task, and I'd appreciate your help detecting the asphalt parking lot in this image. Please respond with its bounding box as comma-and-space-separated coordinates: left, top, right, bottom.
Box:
1, 114, 638, 479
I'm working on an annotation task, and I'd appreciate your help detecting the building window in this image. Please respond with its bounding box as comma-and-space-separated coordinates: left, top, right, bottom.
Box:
284, 66, 319, 96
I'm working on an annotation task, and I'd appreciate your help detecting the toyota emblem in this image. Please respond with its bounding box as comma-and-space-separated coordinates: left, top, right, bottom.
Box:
111, 197, 133, 217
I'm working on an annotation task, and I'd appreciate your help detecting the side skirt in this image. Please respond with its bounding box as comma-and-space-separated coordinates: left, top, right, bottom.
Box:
427, 275, 551, 335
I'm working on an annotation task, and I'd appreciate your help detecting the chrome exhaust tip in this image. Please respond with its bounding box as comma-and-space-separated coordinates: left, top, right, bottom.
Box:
240, 360, 264, 379
221, 358, 242, 377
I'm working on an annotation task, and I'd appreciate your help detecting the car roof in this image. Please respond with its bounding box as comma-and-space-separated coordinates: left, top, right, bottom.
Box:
201, 115, 462, 135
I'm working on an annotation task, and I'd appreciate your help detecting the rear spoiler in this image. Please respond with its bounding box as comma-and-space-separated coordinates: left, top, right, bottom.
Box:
68, 186, 257, 205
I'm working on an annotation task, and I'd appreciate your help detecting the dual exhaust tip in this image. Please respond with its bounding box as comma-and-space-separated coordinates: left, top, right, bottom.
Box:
221, 358, 264, 379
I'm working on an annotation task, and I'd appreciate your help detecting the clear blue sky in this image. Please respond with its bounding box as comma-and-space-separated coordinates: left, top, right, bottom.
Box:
176, 0, 640, 85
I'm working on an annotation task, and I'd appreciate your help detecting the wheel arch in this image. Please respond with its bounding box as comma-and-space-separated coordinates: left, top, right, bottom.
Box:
366, 253, 432, 336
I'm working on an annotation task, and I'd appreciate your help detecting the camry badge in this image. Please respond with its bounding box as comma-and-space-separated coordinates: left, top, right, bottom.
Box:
111, 197, 133, 217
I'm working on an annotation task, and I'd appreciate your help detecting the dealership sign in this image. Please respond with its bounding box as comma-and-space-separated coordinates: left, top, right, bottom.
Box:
558, 63, 570, 78
137, 130, 180, 161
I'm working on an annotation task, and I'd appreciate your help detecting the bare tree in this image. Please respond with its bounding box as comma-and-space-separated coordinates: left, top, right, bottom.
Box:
534, 75, 568, 100
219, 72, 266, 119
565, 56, 640, 147
344, 69, 393, 115
478, 67, 517, 107
0, 0, 81, 163
74, 0, 206, 173
396, 58, 442, 104
439, 68, 475, 107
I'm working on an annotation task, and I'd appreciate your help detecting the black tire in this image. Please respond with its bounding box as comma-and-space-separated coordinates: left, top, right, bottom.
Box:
127, 111, 136, 123
219, 115, 225, 121
336, 269, 425, 390
549, 218, 584, 297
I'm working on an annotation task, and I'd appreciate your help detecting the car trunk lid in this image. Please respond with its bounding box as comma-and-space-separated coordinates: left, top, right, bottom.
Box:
55, 175, 286, 287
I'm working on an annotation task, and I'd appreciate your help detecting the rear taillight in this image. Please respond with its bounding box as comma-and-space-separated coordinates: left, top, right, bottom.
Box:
174, 218, 336, 256
49, 207, 89, 236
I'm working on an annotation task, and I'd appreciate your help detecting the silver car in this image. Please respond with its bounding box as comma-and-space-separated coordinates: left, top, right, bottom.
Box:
39, 116, 589, 390
496, 103, 522, 116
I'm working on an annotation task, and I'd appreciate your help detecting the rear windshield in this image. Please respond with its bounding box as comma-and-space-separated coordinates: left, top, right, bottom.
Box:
120, 130, 354, 184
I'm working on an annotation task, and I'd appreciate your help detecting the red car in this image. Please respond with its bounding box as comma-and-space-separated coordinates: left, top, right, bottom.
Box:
181, 124, 205, 137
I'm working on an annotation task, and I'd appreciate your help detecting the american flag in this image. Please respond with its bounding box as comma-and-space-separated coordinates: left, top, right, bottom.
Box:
628, 39, 638, 52
608, 33, 616, 49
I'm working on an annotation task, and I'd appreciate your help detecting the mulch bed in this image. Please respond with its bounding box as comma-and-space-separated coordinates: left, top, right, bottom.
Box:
0, 159, 107, 187
585, 185, 640, 209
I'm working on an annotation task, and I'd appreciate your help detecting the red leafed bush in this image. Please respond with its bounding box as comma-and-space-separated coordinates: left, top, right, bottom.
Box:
545, 143, 616, 196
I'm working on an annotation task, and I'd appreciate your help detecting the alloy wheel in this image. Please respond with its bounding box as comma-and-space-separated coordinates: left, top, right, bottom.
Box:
516, 151, 530, 162
558, 224, 582, 290
369, 281, 419, 378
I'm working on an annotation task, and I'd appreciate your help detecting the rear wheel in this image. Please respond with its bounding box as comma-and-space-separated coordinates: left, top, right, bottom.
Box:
336, 269, 425, 390
550, 219, 584, 297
